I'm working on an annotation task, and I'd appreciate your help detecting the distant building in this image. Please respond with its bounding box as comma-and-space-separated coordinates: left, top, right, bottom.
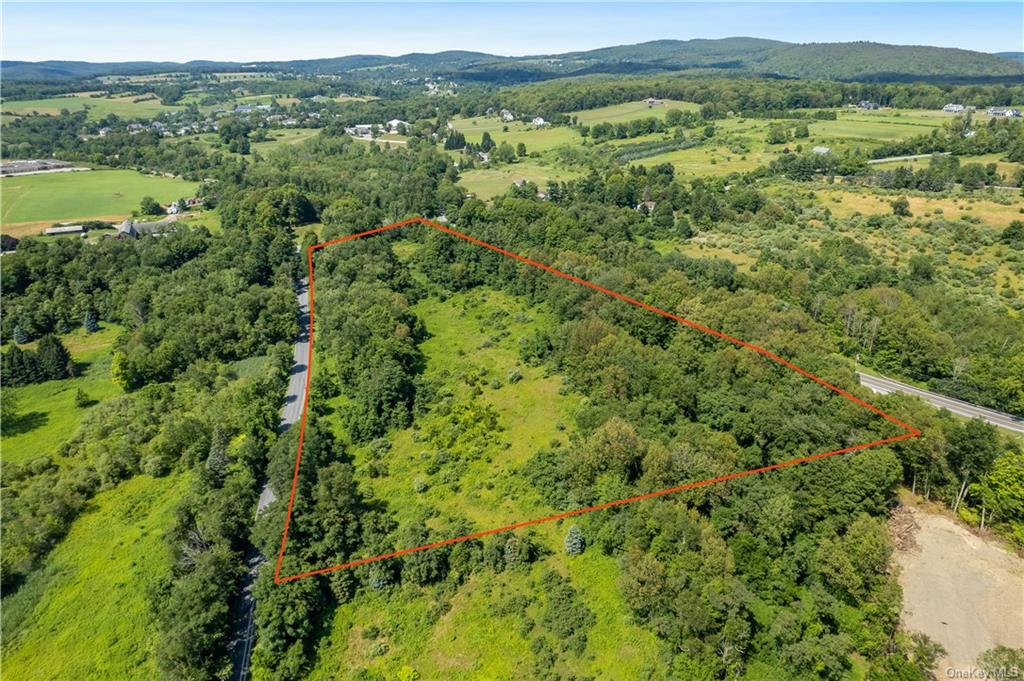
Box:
1, 234, 20, 253
812, 146, 831, 154
0, 159, 73, 175
644, 97, 660, 106
385, 119, 408, 133
636, 200, 657, 213
116, 218, 175, 239
532, 116, 547, 127
987, 107, 1022, 117
858, 100, 880, 110
44, 224, 86, 236
942, 103, 965, 113
500, 109, 515, 122
477, 151, 490, 163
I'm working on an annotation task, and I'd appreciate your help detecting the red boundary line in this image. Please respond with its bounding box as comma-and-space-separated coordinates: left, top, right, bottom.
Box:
273, 217, 920, 584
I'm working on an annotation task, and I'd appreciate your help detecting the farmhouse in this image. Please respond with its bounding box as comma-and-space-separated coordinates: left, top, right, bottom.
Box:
500, 109, 515, 122
636, 200, 657, 213
385, 119, 409, 133
532, 117, 547, 127
858, 100, 880, 110
115, 218, 176, 239
942, 103, 965, 113
644, 97, 661, 106
987, 107, 1022, 117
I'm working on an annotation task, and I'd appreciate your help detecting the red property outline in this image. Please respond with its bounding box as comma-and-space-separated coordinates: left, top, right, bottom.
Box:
273, 217, 920, 584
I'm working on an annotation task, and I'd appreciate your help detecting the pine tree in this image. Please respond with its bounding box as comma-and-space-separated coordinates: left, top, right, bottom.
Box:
564, 525, 585, 555
12, 325, 28, 344
1, 345, 40, 386
205, 427, 230, 484
74, 388, 91, 408
36, 335, 72, 381
480, 131, 495, 152
83, 309, 99, 333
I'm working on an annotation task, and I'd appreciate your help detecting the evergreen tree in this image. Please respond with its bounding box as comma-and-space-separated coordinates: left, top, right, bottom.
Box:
480, 131, 495, 152
564, 525, 585, 555
83, 309, 99, 333
35, 335, 72, 381
1, 345, 40, 386
74, 388, 91, 408
204, 427, 230, 485
516, 142, 527, 157
12, 325, 28, 344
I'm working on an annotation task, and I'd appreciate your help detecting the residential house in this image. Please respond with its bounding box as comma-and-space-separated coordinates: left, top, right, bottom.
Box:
531, 117, 547, 127
636, 200, 657, 213
116, 218, 176, 240
385, 119, 409, 133
857, 100, 880, 110
500, 109, 515, 122
812, 146, 831, 154
942, 103, 965, 113
644, 97, 660, 106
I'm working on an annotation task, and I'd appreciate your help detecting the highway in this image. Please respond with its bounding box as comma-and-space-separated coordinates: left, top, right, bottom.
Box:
857, 371, 1024, 433
229, 279, 310, 681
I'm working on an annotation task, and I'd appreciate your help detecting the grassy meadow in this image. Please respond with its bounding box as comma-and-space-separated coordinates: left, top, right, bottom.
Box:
304, 288, 667, 679
1, 325, 124, 465
571, 98, 699, 125
1, 92, 182, 120
0, 169, 197, 236
0, 474, 185, 680
450, 115, 580, 153
457, 161, 582, 199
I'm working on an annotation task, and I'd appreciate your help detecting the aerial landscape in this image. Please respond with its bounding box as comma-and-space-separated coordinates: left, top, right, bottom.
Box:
1, 2, 1022, 680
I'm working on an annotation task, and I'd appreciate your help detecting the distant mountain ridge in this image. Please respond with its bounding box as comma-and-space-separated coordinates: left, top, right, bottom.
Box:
3, 38, 1022, 83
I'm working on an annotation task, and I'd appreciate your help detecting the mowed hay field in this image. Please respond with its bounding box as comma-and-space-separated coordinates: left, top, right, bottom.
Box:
1, 92, 182, 120
458, 161, 581, 199
0, 474, 185, 681
450, 116, 580, 152
571, 99, 699, 125
1, 169, 198, 236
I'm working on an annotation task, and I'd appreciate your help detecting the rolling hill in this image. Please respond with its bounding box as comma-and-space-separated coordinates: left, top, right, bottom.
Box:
2, 38, 1022, 84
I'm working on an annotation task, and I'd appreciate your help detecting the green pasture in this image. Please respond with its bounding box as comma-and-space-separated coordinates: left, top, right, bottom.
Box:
0, 474, 185, 680
457, 161, 581, 199
450, 115, 580, 153
2, 92, 181, 120
1, 169, 197, 235
1, 325, 124, 465
571, 99, 699, 125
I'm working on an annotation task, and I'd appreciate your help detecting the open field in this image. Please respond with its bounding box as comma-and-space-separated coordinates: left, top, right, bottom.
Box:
1, 325, 124, 465
169, 128, 320, 157
818, 186, 1024, 228
0, 474, 185, 680
457, 161, 581, 199
1, 169, 197, 235
871, 152, 1023, 180
306, 289, 666, 679
450, 115, 581, 153
1, 92, 182, 120
572, 99, 699, 125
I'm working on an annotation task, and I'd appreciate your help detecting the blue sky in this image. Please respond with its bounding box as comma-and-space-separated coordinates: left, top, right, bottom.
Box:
2, 2, 1021, 62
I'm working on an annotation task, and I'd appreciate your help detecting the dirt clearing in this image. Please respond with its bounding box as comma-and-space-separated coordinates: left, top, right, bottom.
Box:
895, 502, 1024, 672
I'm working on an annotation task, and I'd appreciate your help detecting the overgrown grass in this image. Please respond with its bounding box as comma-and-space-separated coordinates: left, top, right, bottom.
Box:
2, 325, 124, 465
0, 474, 185, 680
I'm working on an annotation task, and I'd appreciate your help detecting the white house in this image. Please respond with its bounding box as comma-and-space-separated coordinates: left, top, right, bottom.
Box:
532, 116, 547, 127
942, 103, 965, 113
500, 109, 515, 122
385, 119, 408, 133
812, 146, 831, 155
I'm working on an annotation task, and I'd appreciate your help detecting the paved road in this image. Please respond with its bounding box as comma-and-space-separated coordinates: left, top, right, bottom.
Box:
229, 279, 310, 681
857, 372, 1024, 433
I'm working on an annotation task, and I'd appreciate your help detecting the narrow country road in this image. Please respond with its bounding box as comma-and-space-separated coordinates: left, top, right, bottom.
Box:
229, 278, 310, 681
866, 152, 950, 165
857, 371, 1024, 433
